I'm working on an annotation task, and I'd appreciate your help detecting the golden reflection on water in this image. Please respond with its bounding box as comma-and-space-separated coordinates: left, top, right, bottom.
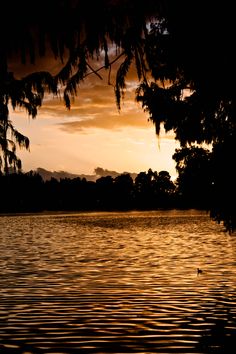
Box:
0, 210, 236, 353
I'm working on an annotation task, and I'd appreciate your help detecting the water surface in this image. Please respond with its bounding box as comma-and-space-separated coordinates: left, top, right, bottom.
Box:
0, 210, 236, 353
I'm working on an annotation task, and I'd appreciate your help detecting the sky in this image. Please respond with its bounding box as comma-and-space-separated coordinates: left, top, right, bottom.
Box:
10, 54, 180, 180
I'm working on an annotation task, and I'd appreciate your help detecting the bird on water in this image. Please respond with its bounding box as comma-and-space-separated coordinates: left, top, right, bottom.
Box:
197, 268, 203, 275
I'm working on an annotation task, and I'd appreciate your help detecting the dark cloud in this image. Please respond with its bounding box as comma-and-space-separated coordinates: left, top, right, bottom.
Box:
94, 167, 137, 180
36, 168, 82, 181
36, 167, 137, 181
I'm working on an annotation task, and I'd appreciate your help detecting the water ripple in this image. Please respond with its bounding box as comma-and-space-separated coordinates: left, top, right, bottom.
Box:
0, 210, 236, 353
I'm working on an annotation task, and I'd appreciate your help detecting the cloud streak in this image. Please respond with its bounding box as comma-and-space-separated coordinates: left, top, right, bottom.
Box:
58, 110, 150, 132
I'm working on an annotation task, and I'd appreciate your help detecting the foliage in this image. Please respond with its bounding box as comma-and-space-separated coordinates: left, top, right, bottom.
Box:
0, 70, 57, 173
0, 0, 235, 230
173, 146, 213, 209
0, 168, 192, 214
0, 161, 232, 233
0, 117, 29, 174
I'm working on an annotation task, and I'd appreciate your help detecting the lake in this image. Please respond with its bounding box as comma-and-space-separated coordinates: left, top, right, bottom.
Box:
0, 210, 236, 353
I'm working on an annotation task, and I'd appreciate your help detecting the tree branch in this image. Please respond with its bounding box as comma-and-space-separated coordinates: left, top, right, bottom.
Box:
84, 51, 126, 81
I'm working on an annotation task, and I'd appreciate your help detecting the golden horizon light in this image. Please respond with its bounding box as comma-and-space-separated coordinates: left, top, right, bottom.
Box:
10, 64, 180, 179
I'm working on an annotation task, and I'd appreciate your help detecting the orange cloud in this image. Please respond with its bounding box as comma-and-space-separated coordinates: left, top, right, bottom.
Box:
58, 110, 150, 133
32, 68, 152, 133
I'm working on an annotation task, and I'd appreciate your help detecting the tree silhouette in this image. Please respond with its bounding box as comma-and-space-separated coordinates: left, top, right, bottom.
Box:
0, 0, 235, 230
210, 136, 236, 233
96, 176, 115, 210
134, 170, 154, 209
152, 170, 176, 208
0, 69, 57, 173
0, 167, 219, 214
113, 173, 134, 209
0, 116, 29, 174
173, 146, 213, 209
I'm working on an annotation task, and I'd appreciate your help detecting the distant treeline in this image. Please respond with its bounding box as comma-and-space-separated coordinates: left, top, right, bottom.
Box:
0, 167, 213, 213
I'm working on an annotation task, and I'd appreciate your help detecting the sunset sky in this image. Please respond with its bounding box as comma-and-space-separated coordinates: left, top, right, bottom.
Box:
10, 55, 180, 179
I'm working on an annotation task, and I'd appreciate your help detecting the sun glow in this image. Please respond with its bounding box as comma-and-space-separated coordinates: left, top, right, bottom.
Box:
9, 56, 179, 179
